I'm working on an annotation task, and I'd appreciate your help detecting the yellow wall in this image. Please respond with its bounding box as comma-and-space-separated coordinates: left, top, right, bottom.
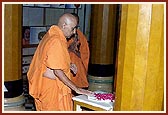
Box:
114, 4, 164, 111
4, 4, 22, 81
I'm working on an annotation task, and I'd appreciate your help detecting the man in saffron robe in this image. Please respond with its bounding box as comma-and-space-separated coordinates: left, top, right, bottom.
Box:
68, 13, 90, 89
27, 13, 92, 111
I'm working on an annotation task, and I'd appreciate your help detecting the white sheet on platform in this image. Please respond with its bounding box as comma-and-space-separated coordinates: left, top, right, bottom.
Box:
72, 95, 113, 111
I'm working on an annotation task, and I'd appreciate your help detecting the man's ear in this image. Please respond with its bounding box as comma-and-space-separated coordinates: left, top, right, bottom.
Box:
62, 23, 66, 29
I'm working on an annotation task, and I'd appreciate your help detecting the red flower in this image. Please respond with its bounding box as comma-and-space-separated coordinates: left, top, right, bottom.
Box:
94, 93, 115, 101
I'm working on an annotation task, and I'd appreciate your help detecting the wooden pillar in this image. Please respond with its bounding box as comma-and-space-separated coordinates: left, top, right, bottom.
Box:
88, 4, 117, 93
4, 4, 25, 110
114, 4, 164, 111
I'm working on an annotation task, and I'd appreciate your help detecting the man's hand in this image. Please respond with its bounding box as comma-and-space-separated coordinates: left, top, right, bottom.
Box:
70, 63, 77, 75
75, 88, 94, 96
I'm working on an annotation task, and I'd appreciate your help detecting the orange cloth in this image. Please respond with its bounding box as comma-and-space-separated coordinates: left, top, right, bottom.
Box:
27, 25, 72, 111
68, 29, 90, 88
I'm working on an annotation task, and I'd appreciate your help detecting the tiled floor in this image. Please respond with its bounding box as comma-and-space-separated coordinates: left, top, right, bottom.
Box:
23, 75, 36, 111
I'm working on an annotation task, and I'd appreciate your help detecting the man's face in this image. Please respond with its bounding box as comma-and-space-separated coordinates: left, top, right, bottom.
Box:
63, 21, 78, 39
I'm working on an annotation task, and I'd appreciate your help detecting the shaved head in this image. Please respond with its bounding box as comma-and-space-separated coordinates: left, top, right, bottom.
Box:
58, 13, 77, 27
57, 13, 78, 38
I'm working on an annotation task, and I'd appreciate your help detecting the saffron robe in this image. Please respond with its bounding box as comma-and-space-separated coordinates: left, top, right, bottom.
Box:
68, 29, 90, 88
27, 25, 72, 111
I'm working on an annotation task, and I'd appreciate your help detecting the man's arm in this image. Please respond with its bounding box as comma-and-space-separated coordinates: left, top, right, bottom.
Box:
43, 68, 93, 95
43, 63, 77, 79
53, 69, 78, 91
53, 69, 92, 95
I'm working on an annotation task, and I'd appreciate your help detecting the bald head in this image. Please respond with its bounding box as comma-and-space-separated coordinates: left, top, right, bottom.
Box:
57, 13, 78, 38
58, 13, 77, 27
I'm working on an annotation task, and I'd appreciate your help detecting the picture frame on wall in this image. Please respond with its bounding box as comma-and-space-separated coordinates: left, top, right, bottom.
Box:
50, 4, 65, 8
34, 4, 51, 7
22, 26, 30, 46
29, 26, 47, 44
65, 4, 81, 9
23, 4, 34, 7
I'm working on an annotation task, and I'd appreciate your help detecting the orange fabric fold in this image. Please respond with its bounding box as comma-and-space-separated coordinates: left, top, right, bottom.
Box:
68, 29, 90, 88
27, 25, 72, 111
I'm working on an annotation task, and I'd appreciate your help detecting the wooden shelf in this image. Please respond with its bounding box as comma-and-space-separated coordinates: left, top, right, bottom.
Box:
22, 44, 38, 48
22, 54, 34, 57
22, 64, 31, 66
22, 73, 28, 75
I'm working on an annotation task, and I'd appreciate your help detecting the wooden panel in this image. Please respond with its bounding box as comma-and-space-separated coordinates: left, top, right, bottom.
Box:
4, 4, 22, 81
114, 4, 164, 111
90, 4, 117, 64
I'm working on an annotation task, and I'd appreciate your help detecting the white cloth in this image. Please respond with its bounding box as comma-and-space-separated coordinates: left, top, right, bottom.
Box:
4, 85, 8, 92
72, 95, 113, 111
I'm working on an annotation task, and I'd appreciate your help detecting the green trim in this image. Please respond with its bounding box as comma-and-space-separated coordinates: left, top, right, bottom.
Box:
88, 79, 113, 84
